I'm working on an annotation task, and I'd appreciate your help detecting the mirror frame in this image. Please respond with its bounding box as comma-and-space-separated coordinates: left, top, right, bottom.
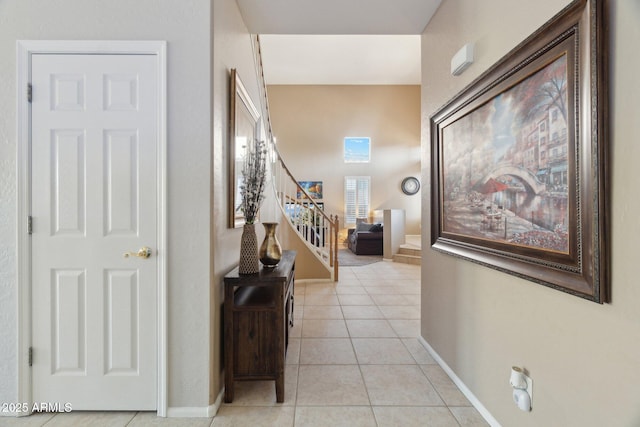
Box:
229, 69, 260, 228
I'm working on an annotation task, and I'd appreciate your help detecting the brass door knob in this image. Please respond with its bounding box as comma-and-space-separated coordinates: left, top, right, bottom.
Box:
124, 246, 152, 259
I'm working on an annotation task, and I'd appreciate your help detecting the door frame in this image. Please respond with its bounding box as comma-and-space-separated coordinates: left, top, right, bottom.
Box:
16, 40, 168, 416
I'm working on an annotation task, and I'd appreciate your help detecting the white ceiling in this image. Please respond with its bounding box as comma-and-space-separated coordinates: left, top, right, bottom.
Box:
236, 0, 442, 35
236, 0, 442, 85
259, 35, 421, 85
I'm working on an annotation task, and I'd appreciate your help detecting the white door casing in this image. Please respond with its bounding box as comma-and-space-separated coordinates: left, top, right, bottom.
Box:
16, 41, 167, 415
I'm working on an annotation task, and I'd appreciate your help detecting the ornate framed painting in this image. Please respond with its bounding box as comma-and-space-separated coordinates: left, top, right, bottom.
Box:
229, 69, 260, 228
430, 0, 609, 302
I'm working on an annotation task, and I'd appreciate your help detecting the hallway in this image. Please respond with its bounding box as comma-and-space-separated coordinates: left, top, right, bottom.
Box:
3, 261, 488, 426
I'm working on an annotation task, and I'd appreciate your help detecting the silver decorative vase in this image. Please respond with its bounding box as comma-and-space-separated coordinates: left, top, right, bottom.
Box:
239, 223, 259, 274
259, 222, 282, 268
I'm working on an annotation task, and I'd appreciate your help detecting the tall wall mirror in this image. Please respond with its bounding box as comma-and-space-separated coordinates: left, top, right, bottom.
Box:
229, 68, 261, 228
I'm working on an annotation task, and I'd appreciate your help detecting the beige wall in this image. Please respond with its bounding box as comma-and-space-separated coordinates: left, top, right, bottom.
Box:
268, 85, 422, 238
421, 1, 640, 426
279, 221, 333, 280
211, 0, 265, 404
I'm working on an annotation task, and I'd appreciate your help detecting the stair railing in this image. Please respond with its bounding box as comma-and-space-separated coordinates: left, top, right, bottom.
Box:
251, 35, 339, 280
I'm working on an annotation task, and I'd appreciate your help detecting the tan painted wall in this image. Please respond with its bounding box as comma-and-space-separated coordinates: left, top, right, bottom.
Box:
267, 85, 422, 238
279, 220, 333, 280
211, 0, 266, 403
421, 1, 640, 426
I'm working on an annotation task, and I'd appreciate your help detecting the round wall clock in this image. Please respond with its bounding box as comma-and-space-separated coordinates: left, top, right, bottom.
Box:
401, 177, 420, 195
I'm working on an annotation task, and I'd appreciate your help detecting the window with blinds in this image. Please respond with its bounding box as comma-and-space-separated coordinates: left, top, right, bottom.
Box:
344, 176, 370, 225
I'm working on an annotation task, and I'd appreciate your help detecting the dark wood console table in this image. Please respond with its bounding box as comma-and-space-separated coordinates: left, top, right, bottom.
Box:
223, 250, 296, 403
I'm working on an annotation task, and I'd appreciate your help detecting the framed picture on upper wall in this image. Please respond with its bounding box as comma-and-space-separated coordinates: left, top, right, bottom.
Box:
297, 181, 323, 199
229, 69, 260, 228
430, 0, 609, 303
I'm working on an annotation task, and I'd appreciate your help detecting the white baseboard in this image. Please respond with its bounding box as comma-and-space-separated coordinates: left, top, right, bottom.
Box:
167, 389, 223, 418
209, 388, 224, 417
418, 336, 501, 427
166, 407, 211, 418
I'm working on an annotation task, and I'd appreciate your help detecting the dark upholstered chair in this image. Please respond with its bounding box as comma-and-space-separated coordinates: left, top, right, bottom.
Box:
347, 223, 383, 255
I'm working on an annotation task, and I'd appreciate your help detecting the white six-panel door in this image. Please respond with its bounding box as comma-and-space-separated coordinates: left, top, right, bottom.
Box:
31, 53, 158, 410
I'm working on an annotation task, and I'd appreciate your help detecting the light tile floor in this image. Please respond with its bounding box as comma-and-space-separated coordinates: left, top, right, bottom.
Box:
1, 261, 488, 427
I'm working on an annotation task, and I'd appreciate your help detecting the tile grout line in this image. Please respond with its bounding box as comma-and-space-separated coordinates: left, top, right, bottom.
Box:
342, 276, 379, 427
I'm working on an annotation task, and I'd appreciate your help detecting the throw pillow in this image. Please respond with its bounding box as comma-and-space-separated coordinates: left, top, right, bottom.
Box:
370, 223, 383, 232
356, 222, 373, 232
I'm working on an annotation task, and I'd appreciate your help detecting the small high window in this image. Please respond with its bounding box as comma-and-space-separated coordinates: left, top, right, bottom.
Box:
344, 137, 371, 163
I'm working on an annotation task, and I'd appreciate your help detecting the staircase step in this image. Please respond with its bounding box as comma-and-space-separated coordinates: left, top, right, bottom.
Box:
394, 244, 421, 265
392, 253, 421, 265
397, 246, 421, 257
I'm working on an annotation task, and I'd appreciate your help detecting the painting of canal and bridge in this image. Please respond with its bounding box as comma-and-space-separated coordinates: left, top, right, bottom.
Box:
431, 0, 608, 302
441, 53, 570, 254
